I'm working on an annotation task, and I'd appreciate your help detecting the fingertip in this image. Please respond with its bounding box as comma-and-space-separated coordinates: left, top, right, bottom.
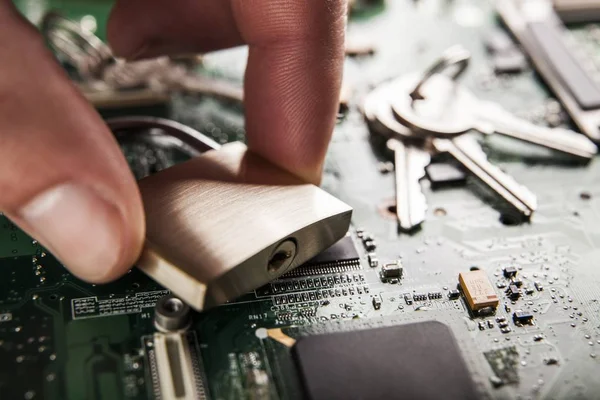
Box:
106, 0, 149, 59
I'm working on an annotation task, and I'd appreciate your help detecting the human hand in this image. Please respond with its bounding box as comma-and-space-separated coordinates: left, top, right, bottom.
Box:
0, 0, 346, 283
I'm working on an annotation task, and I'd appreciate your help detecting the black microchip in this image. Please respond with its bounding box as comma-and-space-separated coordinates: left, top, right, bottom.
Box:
426, 162, 467, 188
512, 279, 523, 288
528, 21, 600, 110
513, 311, 534, 325
484, 30, 515, 54
503, 266, 517, 278
492, 51, 527, 74
303, 236, 359, 265
507, 284, 520, 300
292, 321, 479, 400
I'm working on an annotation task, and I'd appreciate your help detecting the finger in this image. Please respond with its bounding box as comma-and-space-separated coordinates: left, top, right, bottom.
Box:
108, 0, 346, 183
0, 4, 144, 283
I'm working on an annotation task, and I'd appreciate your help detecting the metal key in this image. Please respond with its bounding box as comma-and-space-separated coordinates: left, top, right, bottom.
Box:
391, 69, 598, 161
388, 139, 431, 231
41, 12, 244, 105
431, 136, 537, 217
364, 47, 540, 228
101, 58, 244, 103
395, 48, 539, 217
364, 81, 431, 231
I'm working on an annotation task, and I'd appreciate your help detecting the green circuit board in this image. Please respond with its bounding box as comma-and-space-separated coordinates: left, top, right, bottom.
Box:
2, 0, 600, 399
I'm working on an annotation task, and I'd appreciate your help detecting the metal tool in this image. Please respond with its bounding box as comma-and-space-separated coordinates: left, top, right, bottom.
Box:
41, 12, 243, 107
111, 120, 353, 311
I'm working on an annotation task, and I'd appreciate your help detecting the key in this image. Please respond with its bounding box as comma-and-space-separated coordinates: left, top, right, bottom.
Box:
364, 81, 431, 231
391, 69, 539, 218
363, 80, 415, 142
102, 58, 245, 103
42, 11, 114, 80
387, 139, 430, 231
364, 46, 539, 221
391, 73, 597, 161
432, 136, 537, 217
41, 12, 244, 105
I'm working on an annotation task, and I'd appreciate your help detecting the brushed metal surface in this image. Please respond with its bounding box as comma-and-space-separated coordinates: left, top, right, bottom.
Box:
137, 142, 353, 310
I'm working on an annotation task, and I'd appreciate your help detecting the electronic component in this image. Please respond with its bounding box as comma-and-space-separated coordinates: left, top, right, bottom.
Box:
553, 0, 600, 23
512, 279, 523, 288
292, 322, 478, 400
240, 352, 273, 398
150, 332, 208, 400
372, 295, 382, 310
154, 295, 192, 332
484, 347, 520, 385
475, 307, 497, 317
302, 236, 359, 266
404, 293, 414, 305
137, 142, 352, 310
425, 162, 467, 188
492, 51, 528, 74
535, 281, 544, 291
363, 239, 376, 252
524, 287, 534, 295
459, 270, 500, 311
544, 357, 559, 365
503, 266, 518, 278
512, 310, 534, 325
413, 293, 428, 302
428, 292, 443, 300
485, 31, 516, 54
529, 22, 600, 110
345, 38, 376, 57
448, 289, 461, 299
507, 284, 521, 300
367, 253, 379, 268
380, 261, 403, 280
498, 0, 600, 141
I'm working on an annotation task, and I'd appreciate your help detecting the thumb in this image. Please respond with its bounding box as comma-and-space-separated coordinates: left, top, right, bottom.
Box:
0, 5, 145, 283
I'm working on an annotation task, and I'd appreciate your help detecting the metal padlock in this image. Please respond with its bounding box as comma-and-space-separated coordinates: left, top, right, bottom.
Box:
136, 141, 352, 311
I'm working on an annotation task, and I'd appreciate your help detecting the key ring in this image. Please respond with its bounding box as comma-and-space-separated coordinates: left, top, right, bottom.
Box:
409, 45, 471, 100
41, 11, 115, 79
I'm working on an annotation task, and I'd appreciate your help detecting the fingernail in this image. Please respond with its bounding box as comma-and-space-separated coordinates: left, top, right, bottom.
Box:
19, 183, 125, 282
